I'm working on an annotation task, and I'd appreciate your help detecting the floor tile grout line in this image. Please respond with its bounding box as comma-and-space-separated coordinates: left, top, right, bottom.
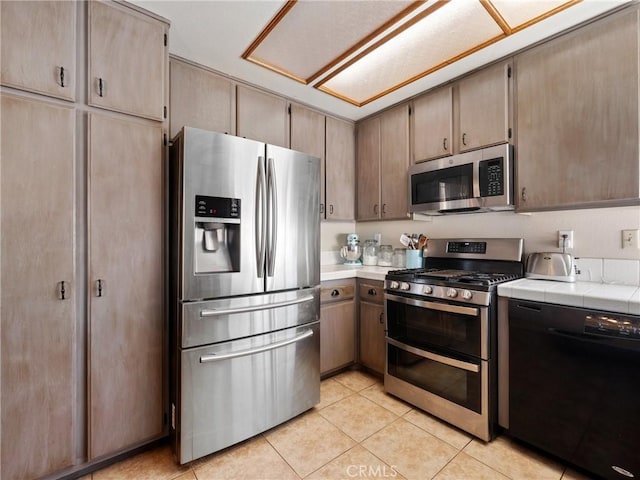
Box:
261, 432, 305, 480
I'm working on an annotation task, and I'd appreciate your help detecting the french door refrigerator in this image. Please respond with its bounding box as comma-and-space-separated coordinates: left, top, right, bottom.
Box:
169, 127, 321, 464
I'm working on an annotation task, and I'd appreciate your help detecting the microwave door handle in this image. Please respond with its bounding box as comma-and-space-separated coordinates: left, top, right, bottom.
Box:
256, 158, 266, 277
387, 338, 480, 373
385, 293, 479, 317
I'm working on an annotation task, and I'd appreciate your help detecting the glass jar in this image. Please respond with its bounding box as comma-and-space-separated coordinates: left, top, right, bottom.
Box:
392, 248, 406, 268
362, 239, 378, 266
377, 245, 393, 266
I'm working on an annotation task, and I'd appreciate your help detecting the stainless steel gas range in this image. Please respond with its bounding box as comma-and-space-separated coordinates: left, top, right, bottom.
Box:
384, 238, 524, 441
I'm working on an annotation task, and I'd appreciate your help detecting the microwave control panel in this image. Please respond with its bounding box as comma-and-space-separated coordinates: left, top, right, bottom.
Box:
195, 195, 240, 218
479, 157, 504, 197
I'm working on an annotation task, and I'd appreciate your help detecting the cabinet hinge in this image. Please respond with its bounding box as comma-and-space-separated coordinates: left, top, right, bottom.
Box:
508, 128, 512, 139
164, 133, 167, 146
164, 33, 167, 47
507, 66, 512, 78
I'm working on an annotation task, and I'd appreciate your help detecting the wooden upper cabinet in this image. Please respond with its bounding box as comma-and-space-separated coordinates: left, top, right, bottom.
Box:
456, 60, 511, 152
88, 0, 167, 121
0, 1, 76, 100
236, 85, 288, 147
356, 116, 381, 220
169, 59, 234, 139
516, 7, 639, 210
1, 94, 76, 480
412, 86, 453, 162
290, 103, 326, 216
380, 104, 410, 219
326, 116, 355, 221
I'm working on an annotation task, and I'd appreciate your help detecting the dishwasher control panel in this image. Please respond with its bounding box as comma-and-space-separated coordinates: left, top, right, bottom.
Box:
584, 314, 640, 339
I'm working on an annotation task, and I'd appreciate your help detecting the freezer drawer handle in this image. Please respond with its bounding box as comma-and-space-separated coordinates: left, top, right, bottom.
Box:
199, 294, 314, 317
199, 328, 314, 363
387, 337, 480, 373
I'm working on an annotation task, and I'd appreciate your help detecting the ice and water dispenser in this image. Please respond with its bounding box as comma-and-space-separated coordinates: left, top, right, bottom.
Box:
193, 195, 240, 273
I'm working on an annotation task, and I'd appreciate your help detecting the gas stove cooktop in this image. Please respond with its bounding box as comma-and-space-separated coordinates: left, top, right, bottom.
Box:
384, 238, 525, 305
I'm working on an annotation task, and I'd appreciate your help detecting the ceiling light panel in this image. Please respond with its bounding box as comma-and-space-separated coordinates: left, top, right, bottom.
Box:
491, 0, 578, 32
243, 0, 419, 84
319, 0, 504, 105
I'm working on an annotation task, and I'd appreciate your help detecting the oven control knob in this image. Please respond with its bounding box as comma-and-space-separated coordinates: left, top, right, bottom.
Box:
461, 289, 473, 300
423, 285, 433, 295
400, 282, 411, 291
446, 288, 458, 298
389, 281, 400, 289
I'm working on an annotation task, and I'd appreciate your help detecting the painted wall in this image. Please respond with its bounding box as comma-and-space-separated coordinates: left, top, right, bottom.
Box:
322, 205, 640, 260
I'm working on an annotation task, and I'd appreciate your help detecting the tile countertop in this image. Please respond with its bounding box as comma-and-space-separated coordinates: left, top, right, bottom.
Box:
498, 278, 640, 315
321, 264, 394, 282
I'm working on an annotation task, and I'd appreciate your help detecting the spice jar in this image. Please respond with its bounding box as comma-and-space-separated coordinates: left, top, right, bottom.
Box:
377, 245, 393, 266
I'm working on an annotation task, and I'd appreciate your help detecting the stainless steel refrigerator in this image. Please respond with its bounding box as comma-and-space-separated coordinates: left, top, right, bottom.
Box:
168, 127, 321, 464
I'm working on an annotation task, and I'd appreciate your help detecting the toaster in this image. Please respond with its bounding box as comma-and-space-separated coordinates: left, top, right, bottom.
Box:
525, 252, 576, 282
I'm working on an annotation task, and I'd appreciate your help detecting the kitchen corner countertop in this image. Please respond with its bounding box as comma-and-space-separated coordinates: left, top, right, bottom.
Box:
321, 264, 394, 282
498, 278, 640, 315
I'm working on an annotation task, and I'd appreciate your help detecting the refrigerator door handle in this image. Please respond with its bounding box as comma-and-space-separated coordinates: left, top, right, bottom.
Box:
266, 157, 278, 277
199, 294, 314, 317
256, 158, 267, 277
199, 328, 314, 363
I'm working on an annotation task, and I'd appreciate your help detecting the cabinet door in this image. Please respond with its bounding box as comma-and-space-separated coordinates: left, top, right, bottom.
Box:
326, 116, 355, 220
169, 58, 234, 139
457, 61, 510, 152
236, 85, 288, 147
88, 113, 164, 459
1, 1, 76, 100
356, 116, 381, 220
359, 302, 385, 375
320, 301, 356, 375
88, 0, 166, 120
516, 8, 639, 210
412, 87, 453, 162
290, 104, 326, 217
380, 104, 410, 219
1, 94, 76, 479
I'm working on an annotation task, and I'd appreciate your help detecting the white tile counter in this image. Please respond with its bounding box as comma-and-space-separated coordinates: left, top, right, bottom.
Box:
321, 264, 394, 282
498, 278, 640, 315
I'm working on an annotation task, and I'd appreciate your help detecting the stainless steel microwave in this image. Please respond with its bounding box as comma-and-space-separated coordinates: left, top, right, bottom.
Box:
408, 144, 514, 215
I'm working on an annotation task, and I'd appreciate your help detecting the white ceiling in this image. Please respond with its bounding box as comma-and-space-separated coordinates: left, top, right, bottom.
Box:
131, 0, 629, 121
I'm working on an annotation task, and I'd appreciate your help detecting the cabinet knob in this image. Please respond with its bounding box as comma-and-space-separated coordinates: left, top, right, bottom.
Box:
521, 187, 527, 202
379, 312, 384, 324
98, 78, 104, 97
373, 204, 378, 215
329, 204, 334, 214
59, 66, 65, 88
462, 133, 468, 146
382, 203, 387, 215
320, 203, 324, 214
443, 137, 448, 151
96, 279, 104, 297
58, 280, 67, 300
368, 288, 377, 296
331, 289, 340, 297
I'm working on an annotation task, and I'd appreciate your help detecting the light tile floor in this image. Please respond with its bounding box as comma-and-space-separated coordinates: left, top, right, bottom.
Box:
88, 370, 596, 480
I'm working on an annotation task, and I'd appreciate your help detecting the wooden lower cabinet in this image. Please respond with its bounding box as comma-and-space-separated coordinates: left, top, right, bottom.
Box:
358, 280, 386, 375
1, 94, 76, 480
88, 113, 164, 459
320, 280, 356, 375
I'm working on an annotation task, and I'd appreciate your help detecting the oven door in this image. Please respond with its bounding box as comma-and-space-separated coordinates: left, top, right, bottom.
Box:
385, 293, 488, 359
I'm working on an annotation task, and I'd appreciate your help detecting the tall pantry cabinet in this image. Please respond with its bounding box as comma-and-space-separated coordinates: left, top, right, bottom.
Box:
0, 1, 169, 479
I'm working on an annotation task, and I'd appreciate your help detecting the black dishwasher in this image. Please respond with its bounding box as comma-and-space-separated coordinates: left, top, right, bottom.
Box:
508, 299, 640, 480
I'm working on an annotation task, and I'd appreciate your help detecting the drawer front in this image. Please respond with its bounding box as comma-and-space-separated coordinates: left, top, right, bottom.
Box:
359, 280, 384, 305
321, 279, 355, 304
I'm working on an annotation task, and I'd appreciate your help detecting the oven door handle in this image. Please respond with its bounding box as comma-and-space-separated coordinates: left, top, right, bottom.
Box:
385, 293, 479, 316
387, 337, 480, 373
